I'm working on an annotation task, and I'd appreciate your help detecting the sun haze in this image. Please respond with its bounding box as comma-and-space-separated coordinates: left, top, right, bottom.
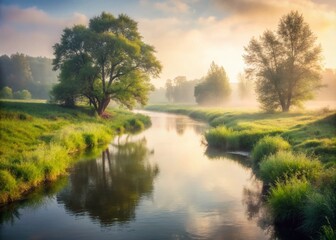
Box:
0, 0, 335, 86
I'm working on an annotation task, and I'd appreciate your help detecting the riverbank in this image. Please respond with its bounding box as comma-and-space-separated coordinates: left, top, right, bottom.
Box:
145, 105, 336, 163
0, 101, 151, 204
145, 104, 336, 239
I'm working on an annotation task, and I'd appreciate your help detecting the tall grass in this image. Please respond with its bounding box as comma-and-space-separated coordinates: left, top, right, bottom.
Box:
259, 151, 322, 184
205, 126, 239, 150
302, 192, 336, 236
251, 136, 291, 165
268, 177, 312, 225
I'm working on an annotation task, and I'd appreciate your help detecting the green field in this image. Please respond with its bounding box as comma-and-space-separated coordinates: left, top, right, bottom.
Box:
0, 101, 151, 204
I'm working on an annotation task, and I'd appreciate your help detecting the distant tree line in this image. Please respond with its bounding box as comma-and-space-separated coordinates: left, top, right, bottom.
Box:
165, 76, 200, 103
0, 53, 58, 99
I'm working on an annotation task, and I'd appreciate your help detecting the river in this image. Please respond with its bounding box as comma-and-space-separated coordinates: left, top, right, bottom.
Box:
0, 111, 271, 239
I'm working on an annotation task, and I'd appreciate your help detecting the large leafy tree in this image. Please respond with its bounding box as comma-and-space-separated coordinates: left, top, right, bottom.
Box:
244, 11, 322, 112
194, 62, 231, 106
52, 12, 162, 115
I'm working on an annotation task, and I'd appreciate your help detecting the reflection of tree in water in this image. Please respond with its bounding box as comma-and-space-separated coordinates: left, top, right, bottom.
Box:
165, 116, 206, 136
57, 137, 159, 226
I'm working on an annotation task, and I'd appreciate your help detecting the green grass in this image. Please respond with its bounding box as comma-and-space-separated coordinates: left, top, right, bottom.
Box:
259, 151, 322, 184
251, 136, 291, 164
268, 177, 313, 225
0, 100, 151, 204
302, 192, 336, 237
145, 104, 336, 162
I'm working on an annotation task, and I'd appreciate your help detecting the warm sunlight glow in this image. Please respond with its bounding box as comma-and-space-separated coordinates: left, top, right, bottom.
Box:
0, 0, 335, 86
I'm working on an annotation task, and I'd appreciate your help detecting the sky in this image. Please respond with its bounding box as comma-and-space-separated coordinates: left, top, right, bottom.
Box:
1, 0, 335, 87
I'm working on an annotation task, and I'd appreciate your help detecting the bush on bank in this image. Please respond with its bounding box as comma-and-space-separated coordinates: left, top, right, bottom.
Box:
259, 151, 322, 184
251, 136, 291, 165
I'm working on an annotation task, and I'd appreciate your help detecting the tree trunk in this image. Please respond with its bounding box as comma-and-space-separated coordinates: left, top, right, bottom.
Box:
97, 97, 111, 116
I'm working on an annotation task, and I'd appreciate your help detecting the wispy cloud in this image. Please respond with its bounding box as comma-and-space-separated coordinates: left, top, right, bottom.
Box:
147, 0, 190, 14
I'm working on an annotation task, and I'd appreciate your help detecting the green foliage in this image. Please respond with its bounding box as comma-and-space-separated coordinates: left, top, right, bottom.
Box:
0, 54, 58, 99
194, 62, 231, 106
302, 192, 336, 236
320, 223, 336, 240
268, 177, 312, 225
259, 151, 322, 184
52, 12, 162, 115
205, 126, 239, 150
0, 86, 13, 99
252, 136, 291, 164
244, 11, 322, 112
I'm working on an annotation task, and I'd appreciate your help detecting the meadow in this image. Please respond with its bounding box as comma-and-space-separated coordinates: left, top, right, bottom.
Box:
0, 100, 150, 204
145, 104, 336, 239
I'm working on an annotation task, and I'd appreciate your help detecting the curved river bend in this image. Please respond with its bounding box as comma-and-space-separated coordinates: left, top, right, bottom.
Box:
0, 111, 270, 239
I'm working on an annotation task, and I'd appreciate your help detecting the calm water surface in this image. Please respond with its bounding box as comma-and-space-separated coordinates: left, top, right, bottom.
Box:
0, 111, 271, 239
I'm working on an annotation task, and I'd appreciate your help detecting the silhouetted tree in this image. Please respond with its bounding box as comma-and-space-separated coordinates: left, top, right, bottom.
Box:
244, 11, 322, 112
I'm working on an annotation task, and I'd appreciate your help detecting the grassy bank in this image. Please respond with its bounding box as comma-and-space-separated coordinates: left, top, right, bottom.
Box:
0, 101, 151, 204
145, 104, 336, 163
145, 104, 336, 239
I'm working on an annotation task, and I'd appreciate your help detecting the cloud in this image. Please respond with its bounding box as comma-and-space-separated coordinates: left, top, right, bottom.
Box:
0, 5, 88, 57
138, 0, 336, 86
0, 1, 334, 87
153, 0, 190, 14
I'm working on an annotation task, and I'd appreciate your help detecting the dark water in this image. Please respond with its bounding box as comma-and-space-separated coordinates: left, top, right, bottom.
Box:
0, 111, 271, 239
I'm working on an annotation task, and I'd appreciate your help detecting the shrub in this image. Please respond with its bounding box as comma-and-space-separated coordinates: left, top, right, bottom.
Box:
268, 177, 312, 225
126, 118, 145, 132
205, 126, 239, 150
259, 151, 322, 184
252, 136, 291, 165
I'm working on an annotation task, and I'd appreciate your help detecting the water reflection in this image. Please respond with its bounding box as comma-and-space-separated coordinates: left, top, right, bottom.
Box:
0, 177, 68, 225
57, 137, 159, 226
152, 113, 206, 135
